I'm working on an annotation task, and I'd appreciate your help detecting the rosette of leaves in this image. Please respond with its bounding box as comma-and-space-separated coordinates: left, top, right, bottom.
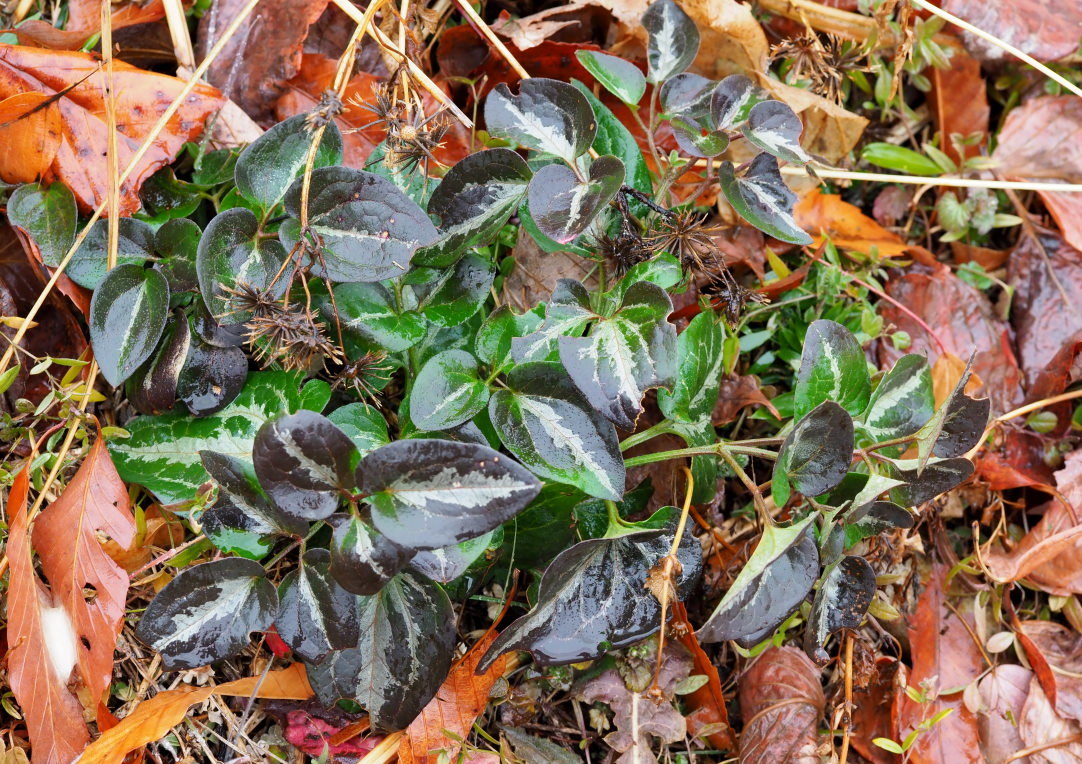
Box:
135, 408, 542, 729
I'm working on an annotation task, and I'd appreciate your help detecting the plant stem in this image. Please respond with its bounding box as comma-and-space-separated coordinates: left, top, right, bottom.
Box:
717, 446, 774, 527
622, 443, 776, 468
619, 420, 672, 451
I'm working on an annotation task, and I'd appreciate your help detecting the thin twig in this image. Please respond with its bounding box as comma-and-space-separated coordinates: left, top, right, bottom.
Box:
649, 467, 695, 695
838, 634, 853, 764
452, 0, 529, 80
781, 165, 1082, 193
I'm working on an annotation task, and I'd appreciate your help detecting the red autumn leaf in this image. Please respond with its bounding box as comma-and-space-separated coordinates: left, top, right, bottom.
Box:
0, 44, 223, 214
13, 1, 166, 51
1018, 620, 1082, 723
737, 646, 825, 763
283, 710, 380, 758
398, 631, 509, 763
940, 0, 1082, 62
31, 433, 135, 710
896, 565, 984, 764
6, 464, 91, 764
849, 658, 901, 764
928, 44, 989, 164
671, 602, 735, 751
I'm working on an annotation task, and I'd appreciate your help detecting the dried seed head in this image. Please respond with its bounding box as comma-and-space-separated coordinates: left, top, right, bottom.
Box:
244, 305, 341, 372
333, 351, 394, 408
306, 89, 347, 130
219, 282, 286, 321
646, 210, 723, 275
701, 270, 768, 324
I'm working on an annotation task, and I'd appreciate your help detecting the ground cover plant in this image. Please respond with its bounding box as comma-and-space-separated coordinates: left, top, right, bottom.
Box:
1, 0, 1081, 761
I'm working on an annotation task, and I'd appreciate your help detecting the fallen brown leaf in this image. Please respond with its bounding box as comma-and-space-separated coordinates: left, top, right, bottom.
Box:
7, 464, 91, 764
941, 0, 1082, 62
13, 1, 166, 51
671, 602, 736, 751
712, 374, 778, 425
928, 44, 989, 164
976, 665, 1031, 764
0, 44, 222, 213
0, 91, 61, 183
849, 658, 900, 764
77, 663, 314, 764
1019, 676, 1082, 763
1020, 621, 1082, 724
738, 646, 825, 764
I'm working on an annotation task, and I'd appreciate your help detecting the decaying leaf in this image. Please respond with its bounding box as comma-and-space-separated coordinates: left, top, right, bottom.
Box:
976, 665, 1031, 764
793, 188, 927, 260
928, 45, 989, 164
941, 0, 1082, 61
1019, 621, 1082, 723
1019, 676, 1082, 763
737, 646, 825, 763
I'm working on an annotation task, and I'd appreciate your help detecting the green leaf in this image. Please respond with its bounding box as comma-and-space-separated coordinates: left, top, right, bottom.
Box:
327, 403, 390, 456
861, 142, 943, 176
658, 310, 725, 423
109, 372, 329, 505
697, 517, 818, 645
90, 265, 170, 386
410, 350, 489, 431
576, 50, 646, 105
140, 166, 203, 222
126, 312, 189, 416
803, 555, 875, 664
154, 218, 201, 295
642, 0, 700, 84
319, 281, 426, 354
7, 182, 76, 267
136, 558, 278, 669
197, 208, 289, 319
489, 362, 625, 500
309, 572, 456, 730
772, 401, 854, 507
478, 522, 701, 669
417, 148, 532, 267
667, 419, 719, 504
277, 548, 360, 662
511, 279, 594, 363
419, 252, 495, 326
484, 78, 597, 164
70, 218, 156, 289
475, 304, 545, 370
502, 483, 583, 570
719, 155, 812, 245
860, 354, 934, 445
234, 114, 343, 213
559, 280, 676, 429
605, 253, 683, 304
741, 100, 810, 164
410, 529, 501, 583
526, 155, 625, 244
280, 167, 438, 282
794, 319, 871, 419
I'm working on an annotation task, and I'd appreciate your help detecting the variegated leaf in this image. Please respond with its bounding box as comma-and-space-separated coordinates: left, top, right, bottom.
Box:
803, 556, 875, 664
915, 359, 990, 470
315, 281, 426, 354
719, 154, 812, 245
658, 310, 725, 423
527, 155, 625, 244
860, 354, 934, 445
308, 572, 455, 731
642, 0, 700, 84
794, 319, 872, 419
135, 558, 278, 669
710, 74, 760, 131
329, 513, 414, 596
772, 401, 854, 507
359, 439, 541, 551
90, 264, 170, 387
741, 100, 811, 164
410, 349, 489, 431
276, 549, 360, 662
418, 148, 532, 267
575, 50, 646, 105
484, 79, 597, 164
559, 280, 676, 430
409, 529, 501, 583
197, 208, 289, 319
489, 362, 625, 500
889, 457, 975, 507
511, 279, 594, 363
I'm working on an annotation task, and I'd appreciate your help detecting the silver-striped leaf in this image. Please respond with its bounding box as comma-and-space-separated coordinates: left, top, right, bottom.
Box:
859, 354, 934, 446
803, 555, 875, 664
196, 208, 289, 319
329, 513, 414, 596
719, 153, 812, 245
794, 319, 872, 419
642, 0, 700, 84
409, 529, 501, 583
276, 549, 360, 662
484, 78, 597, 165
657, 310, 725, 423
90, 264, 170, 387
772, 401, 854, 508
511, 279, 593, 364
741, 100, 811, 164
410, 349, 489, 431
526, 155, 625, 244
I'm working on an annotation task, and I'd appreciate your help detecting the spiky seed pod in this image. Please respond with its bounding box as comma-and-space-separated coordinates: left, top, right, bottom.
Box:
333, 351, 394, 407
244, 305, 341, 373
305, 89, 346, 131
219, 282, 286, 321
701, 271, 768, 324
646, 210, 724, 275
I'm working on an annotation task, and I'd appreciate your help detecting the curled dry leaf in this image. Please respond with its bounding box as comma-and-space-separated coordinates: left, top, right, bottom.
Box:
897, 565, 984, 764
1019, 676, 1082, 764
941, 0, 1082, 62
737, 646, 825, 764
1019, 620, 1082, 723
12, 0, 165, 50
793, 188, 929, 260
712, 374, 777, 425
977, 665, 1032, 764
0, 44, 223, 213
928, 44, 989, 164
671, 602, 735, 751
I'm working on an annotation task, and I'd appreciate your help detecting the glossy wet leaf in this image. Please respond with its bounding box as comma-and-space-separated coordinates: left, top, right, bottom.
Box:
359, 438, 541, 551
320, 281, 426, 354
502, 484, 582, 570
7, 181, 76, 267
741, 100, 810, 164
642, 0, 700, 84
280, 167, 438, 283
329, 513, 414, 596
200, 450, 307, 559
276, 549, 360, 662
409, 530, 500, 583
574, 84, 653, 202
698, 518, 819, 645
490, 362, 625, 500
484, 78, 597, 164
308, 571, 456, 731
711, 74, 760, 131
155, 218, 202, 294
233, 114, 343, 213
559, 280, 676, 429
419, 252, 495, 326
511, 279, 593, 363
916, 362, 990, 469
576, 50, 646, 105
475, 304, 545, 370
110, 373, 330, 505
527, 155, 625, 244
804, 556, 875, 664
889, 457, 975, 507
253, 410, 358, 521
126, 311, 189, 416
479, 522, 701, 669
90, 264, 170, 387
136, 558, 278, 669
772, 401, 854, 507
418, 148, 532, 267
70, 217, 155, 289
860, 354, 934, 445
327, 404, 391, 456
794, 319, 871, 419
845, 500, 914, 546
719, 154, 811, 245
661, 72, 715, 123
176, 332, 247, 417
658, 311, 725, 423
196, 208, 289, 319
410, 350, 489, 431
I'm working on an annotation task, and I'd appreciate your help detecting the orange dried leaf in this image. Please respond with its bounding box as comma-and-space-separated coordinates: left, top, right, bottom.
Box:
793, 188, 914, 259
0, 44, 222, 213
398, 632, 508, 763
0, 92, 61, 182
78, 664, 314, 764
7, 464, 91, 764
32, 435, 134, 709
672, 602, 735, 751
